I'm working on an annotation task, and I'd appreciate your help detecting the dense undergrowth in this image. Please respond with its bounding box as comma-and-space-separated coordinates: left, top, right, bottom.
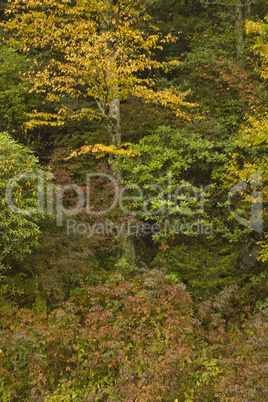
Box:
1, 269, 267, 401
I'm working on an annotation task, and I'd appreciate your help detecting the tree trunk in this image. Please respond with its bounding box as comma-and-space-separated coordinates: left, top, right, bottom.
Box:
100, 1, 136, 269
100, 1, 121, 149
108, 77, 137, 269
199, 0, 247, 61
235, 0, 244, 61
108, 81, 121, 149
245, 0, 252, 15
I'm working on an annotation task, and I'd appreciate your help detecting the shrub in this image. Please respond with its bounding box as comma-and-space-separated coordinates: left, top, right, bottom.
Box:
0, 132, 49, 271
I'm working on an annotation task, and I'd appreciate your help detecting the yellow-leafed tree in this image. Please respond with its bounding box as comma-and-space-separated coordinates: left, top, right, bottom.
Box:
3, 0, 194, 149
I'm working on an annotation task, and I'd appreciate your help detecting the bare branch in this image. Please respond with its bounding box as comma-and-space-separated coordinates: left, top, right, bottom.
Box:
61, 103, 102, 118
200, 0, 255, 8
60, 103, 76, 114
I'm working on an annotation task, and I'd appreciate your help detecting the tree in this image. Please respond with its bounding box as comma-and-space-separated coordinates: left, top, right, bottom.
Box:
226, 13, 268, 262
200, 0, 257, 60
113, 124, 236, 237
0, 45, 54, 147
229, 116, 268, 259
3, 0, 194, 150
246, 13, 268, 79
3, 0, 197, 266
113, 122, 267, 275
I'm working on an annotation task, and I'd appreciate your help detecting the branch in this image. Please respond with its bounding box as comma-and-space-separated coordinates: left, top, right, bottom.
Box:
127, 0, 160, 23
60, 103, 76, 114
200, 0, 255, 8
61, 103, 102, 118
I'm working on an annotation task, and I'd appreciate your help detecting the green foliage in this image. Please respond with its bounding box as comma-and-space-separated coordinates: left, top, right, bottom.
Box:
0, 47, 28, 137
114, 124, 253, 242
0, 132, 49, 270
154, 239, 239, 299
220, 115, 268, 260
0, 45, 51, 147
114, 119, 267, 254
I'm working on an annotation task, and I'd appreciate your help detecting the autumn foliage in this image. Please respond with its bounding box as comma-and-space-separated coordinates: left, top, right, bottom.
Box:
0, 2, 268, 401
0, 270, 267, 401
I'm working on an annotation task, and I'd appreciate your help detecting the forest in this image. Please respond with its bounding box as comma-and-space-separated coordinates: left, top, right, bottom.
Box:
0, 0, 268, 400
